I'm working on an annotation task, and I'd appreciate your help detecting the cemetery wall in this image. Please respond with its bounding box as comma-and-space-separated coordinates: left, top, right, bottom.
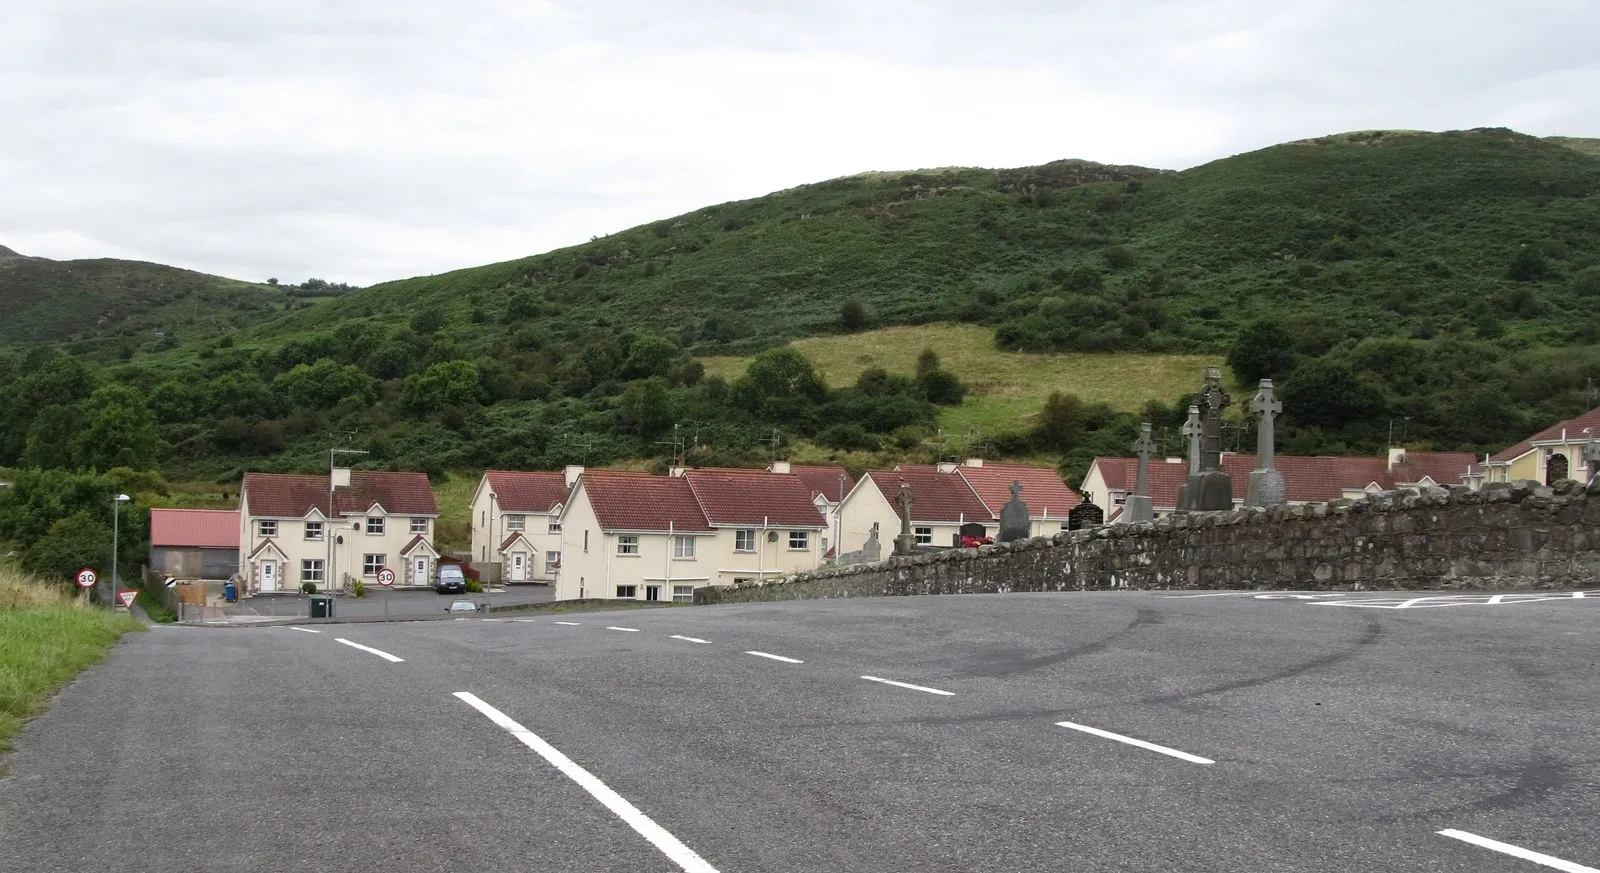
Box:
694, 479, 1600, 604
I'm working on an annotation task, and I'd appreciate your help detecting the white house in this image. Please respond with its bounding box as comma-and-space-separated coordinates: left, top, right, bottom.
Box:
239, 470, 439, 594
769, 462, 855, 556
682, 468, 829, 586
836, 466, 992, 553
469, 467, 580, 584
931, 459, 1083, 537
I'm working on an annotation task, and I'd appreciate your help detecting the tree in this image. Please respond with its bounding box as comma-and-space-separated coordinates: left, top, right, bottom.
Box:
621, 334, 682, 380
72, 385, 162, 471
731, 348, 827, 421
840, 299, 868, 332
1226, 318, 1297, 385
401, 361, 484, 416
916, 369, 968, 406
21, 511, 113, 583
272, 359, 377, 411
915, 348, 941, 377
21, 405, 86, 469
410, 306, 447, 335
1507, 245, 1548, 281
619, 378, 674, 437
1032, 391, 1086, 451
1282, 358, 1387, 429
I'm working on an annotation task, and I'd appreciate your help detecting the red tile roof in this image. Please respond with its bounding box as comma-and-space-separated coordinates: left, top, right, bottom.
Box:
1088, 451, 1475, 509
580, 471, 713, 533
243, 471, 438, 518
788, 465, 856, 502
400, 535, 437, 556
865, 468, 991, 524
956, 462, 1082, 520
484, 470, 569, 513
684, 469, 828, 528
1489, 405, 1600, 463
150, 508, 239, 549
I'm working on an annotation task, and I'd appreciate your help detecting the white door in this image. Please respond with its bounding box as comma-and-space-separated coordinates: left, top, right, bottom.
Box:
261, 561, 277, 592
414, 557, 428, 585
511, 553, 526, 582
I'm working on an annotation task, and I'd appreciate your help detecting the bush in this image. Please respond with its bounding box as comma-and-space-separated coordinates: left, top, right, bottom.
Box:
840, 299, 868, 332
1507, 245, 1548, 281
301, 581, 317, 595
465, 579, 484, 593
1102, 245, 1136, 270
351, 578, 366, 598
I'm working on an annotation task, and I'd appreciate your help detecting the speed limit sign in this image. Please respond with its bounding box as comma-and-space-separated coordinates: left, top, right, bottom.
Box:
75, 568, 98, 589
376, 567, 396, 587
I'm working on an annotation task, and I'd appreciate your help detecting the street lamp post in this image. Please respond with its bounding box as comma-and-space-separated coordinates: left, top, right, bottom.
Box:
111, 493, 130, 608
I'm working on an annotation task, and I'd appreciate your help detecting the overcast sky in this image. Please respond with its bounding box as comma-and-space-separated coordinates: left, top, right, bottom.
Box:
2, 0, 1595, 286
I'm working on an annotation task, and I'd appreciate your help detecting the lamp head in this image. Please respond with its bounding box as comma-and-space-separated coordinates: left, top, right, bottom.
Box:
114, 494, 131, 502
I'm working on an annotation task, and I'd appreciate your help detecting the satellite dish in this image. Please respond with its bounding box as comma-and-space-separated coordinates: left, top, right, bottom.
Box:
767, 530, 779, 542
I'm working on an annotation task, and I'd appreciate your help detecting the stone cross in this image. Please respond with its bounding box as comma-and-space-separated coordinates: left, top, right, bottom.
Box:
1584, 436, 1600, 485
897, 481, 915, 538
1249, 379, 1283, 470
1131, 422, 1156, 499
1180, 404, 1202, 476
1195, 366, 1231, 473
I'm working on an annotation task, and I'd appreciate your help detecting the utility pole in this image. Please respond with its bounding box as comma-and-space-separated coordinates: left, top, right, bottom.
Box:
329, 447, 369, 595
759, 429, 782, 461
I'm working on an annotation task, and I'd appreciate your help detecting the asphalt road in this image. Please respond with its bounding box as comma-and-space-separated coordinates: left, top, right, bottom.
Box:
220, 584, 555, 620
2, 589, 1596, 872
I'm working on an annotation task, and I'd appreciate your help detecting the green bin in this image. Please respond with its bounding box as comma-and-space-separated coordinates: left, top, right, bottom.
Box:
309, 595, 334, 618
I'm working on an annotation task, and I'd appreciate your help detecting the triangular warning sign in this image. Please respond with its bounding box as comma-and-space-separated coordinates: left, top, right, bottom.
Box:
117, 590, 138, 609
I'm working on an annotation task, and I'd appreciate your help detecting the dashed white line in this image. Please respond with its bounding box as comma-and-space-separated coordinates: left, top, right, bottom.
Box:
334, 638, 405, 663
554, 621, 581, 626
1160, 592, 1243, 599
289, 627, 322, 634
745, 651, 803, 664
1437, 830, 1598, 873
454, 692, 721, 873
482, 618, 503, 622
671, 635, 711, 644
1055, 721, 1214, 765
861, 675, 954, 696
607, 626, 641, 633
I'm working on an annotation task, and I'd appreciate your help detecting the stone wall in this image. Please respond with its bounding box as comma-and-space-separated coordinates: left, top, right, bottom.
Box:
694, 479, 1600, 604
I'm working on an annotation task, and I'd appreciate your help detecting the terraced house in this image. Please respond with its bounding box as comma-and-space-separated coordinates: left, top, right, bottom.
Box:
238, 470, 439, 594
835, 460, 1083, 552
1471, 404, 1600, 487
469, 467, 581, 584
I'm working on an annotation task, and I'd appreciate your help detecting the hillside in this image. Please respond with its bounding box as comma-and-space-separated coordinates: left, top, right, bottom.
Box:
1548, 136, 1600, 158
0, 252, 300, 351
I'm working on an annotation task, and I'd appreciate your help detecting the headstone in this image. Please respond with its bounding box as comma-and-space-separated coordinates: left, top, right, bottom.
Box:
1182, 367, 1234, 511
1583, 437, 1600, 485
1067, 501, 1104, 530
1176, 404, 1202, 511
838, 522, 883, 566
893, 482, 918, 556
1124, 421, 1156, 523
998, 480, 1030, 542
1244, 379, 1288, 507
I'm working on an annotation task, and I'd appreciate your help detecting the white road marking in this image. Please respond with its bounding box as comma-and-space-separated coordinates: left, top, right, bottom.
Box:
1055, 721, 1214, 765
289, 627, 322, 634
745, 651, 803, 663
1161, 592, 1243, 598
482, 618, 503, 622
554, 621, 581, 626
671, 635, 711, 644
510, 619, 541, 623
1437, 829, 1598, 873
1315, 592, 1592, 609
454, 692, 721, 873
334, 638, 405, 662
861, 675, 954, 696
607, 626, 641, 632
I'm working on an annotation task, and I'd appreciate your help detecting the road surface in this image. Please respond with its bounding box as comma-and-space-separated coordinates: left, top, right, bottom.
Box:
2, 590, 1596, 872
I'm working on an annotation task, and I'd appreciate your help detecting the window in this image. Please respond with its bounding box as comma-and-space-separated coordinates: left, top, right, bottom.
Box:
411, 517, 428, 535
363, 554, 385, 577
673, 536, 695, 559
366, 517, 385, 535
258, 520, 277, 538
616, 585, 637, 599
645, 585, 660, 602
788, 531, 809, 550
481, 546, 487, 561
672, 584, 695, 603
304, 521, 323, 540
735, 529, 756, 552
546, 551, 561, 572
300, 559, 324, 583
915, 526, 933, 545
583, 530, 589, 553
548, 518, 562, 534
1060, 521, 1071, 531
505, 514, 525, 531
1112, 491, 1127, 507
617, 535, 639, 556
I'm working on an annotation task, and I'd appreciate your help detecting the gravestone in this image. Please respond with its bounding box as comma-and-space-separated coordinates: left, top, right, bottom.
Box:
893, 481, 918, 556
1584, 438, 1600, 485
837, 522, 882, 566
1124, 421, 1156, 523
1067, 501, 1104, 530
958, 521, 988, 545
1244, 379, 1288, 507
1182, 367, 1234, 511
1175, 404, 1201, 511
998, 480, 1030, 542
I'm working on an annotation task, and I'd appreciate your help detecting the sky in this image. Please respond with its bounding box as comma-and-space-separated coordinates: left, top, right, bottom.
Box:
1, 0, 1595, 286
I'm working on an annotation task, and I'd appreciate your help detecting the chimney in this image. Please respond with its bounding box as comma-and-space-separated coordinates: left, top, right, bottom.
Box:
669, 466, 688, 477
937, 461, 958, 474
770, 461, 792, 475
964, 458, 984, 467
564, 465, 584, 488
1387, 446, 1406, 472
331, 467, 351, 488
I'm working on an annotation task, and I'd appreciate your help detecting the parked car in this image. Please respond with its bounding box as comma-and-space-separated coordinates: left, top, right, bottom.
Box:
436, 564, 466, 594
446, 599, 477, 614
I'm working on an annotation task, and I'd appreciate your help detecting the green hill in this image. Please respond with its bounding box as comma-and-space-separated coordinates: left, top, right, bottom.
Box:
1547, 136, 1600, 158
0, 251, 299, 352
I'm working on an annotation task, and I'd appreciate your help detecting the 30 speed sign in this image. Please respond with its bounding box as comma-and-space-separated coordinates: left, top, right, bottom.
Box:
75, 568, 98, 589
376, 567, 397, 587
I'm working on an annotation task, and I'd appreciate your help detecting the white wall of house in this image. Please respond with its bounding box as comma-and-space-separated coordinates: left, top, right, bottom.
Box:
702, 524, 824, 586
240, 502, 436, 593
554, 489, 714, 602
835, 476, 977, 552
470, 475, 568, 583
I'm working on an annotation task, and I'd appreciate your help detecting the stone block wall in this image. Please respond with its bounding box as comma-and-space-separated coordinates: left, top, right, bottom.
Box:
694, 479, 1600, 605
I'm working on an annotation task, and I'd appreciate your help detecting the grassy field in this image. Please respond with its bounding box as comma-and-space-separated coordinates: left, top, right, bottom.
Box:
0, 564, 142, 754
432, 472, 478, 554
701, 324, 1218, 435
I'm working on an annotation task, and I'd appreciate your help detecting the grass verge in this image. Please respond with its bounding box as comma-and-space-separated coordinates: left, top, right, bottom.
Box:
136, 588, 176, 623
1, 564, 143, 753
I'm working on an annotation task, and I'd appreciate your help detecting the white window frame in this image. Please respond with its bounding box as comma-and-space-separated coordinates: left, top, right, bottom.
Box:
672, 584, 695, 603
410, 517, 428, 535
258, 520, 277, 538
914, 526, 933, 545
673, 536, 695, 559
300, 559, 324, 583
615, 584, 637, 599
363, 554, 385, 577
788, 531, 809, 550
366, 517, 385, 535
734, 529, 756, 552
547, 518, 562, 534
304, 521, 323, 540
616, 535, 639, 556
505, 514, 525, 531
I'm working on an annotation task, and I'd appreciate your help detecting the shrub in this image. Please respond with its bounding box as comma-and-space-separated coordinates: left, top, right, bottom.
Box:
1507, 245, 1548, 281
1102, 245, 1136, 270
465, 579, 484, 593
840, 299, 868, 332
351, 578, 366, 598
301, 581, 317, 595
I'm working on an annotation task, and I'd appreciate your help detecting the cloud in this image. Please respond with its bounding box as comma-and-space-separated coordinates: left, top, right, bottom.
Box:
1, 0, 1595, 285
